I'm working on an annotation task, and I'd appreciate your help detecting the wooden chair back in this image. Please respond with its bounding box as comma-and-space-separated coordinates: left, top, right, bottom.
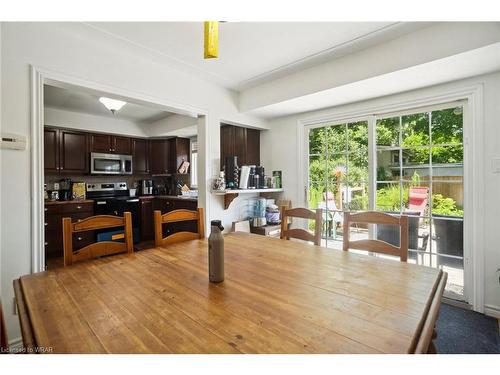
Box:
280, 207, 322, 246
63, 212, 133, 266
1, 299, 8, 353
154, 208, 205, 247
343, 211, 408, 262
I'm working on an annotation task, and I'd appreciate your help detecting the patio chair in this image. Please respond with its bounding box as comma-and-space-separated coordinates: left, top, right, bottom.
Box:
317, 192, 342, 239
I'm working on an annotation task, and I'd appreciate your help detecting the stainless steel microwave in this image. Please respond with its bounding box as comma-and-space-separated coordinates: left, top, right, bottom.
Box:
90, 152, 132, 175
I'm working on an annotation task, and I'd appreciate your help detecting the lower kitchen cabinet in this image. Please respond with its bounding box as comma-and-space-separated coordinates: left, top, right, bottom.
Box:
141, 197, 198, 241
139, 198, 154, 241
44, 201, 94, 259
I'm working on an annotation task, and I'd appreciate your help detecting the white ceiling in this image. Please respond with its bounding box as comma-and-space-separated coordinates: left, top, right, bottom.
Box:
84, 22, 427, 91
44, 85, 171, 123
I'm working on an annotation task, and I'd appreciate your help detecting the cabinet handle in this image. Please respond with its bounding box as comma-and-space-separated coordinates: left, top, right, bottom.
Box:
77, 205, 82, 209
44, 222, 48, 226
60, 167, 64, 170
77, 237, 83, 241
77, 219, 82, 222
44, 242, 48, 246
44, 208, 48, 212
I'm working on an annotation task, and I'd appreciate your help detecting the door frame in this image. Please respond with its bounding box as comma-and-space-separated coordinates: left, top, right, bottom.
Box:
30, 65, 210, 273
297, 84, 484, 312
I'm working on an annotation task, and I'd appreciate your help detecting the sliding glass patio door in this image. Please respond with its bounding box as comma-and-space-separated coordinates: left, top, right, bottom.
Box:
306, 103, 465, 301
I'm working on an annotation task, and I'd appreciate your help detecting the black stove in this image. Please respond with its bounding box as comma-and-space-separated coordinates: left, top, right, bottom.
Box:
86, 182, 140, 243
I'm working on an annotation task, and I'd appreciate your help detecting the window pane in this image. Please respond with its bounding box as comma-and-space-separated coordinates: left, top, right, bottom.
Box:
432, 217, 464, 266
431, 145, 463, 165
376, 149, 400, 181
347, 121, 368, 155
309, 155, 327, 182
402, 180, 430, 216
190, 152, 198, 187
326, 124, 347, 154
431, 107, 463, 145
402, 112, 430, 147
376, 182, 401, 212
376, 117, 399, 147
345, 181, 369, 211
401, 148, 430, 180
309, 127, 326, 155
432, 180, 464, 218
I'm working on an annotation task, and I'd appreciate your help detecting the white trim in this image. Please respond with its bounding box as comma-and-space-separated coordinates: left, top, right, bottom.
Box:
484, 305, 500, 319
30, 65, 210, 271
296, 84, 484, 313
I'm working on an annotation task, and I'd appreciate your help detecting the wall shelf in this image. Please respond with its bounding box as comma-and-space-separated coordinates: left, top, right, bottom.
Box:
213, 188, 284, 209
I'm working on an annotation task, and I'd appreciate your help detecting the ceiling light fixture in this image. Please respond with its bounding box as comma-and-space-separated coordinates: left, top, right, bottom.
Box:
99, 97, 126, 114
204, 21, 219, 59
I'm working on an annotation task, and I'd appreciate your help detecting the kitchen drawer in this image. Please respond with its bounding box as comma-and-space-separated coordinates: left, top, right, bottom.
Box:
73, 231, 95, 250
45, 214, 64, 232
44, 204, 62, 215
172, 199, 197, 211
61, 202, 93, 214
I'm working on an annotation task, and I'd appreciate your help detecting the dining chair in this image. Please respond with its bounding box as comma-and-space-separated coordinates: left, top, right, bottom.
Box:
343, 211, 408, 262
1, 299, 8, 353
154, 208, 205, 247
280, 207, 322, 246
62, 212, 134, 266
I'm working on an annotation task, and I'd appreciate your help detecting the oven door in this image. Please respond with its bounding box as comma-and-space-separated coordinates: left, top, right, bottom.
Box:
91, 153, 122, 175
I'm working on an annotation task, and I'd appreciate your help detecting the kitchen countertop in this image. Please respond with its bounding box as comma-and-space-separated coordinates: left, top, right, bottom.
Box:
44, 199, 94, 205
138, 195, 198, 202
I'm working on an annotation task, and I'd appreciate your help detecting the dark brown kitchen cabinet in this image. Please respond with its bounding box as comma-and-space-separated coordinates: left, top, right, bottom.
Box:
151, 198, 198, 239
149, 139, 170, 175
132, 138, 150, 175
89, 133, 112, 153
59, 130, 88, 173
44, 127, 88, 174
90, 134, 131, 154
44, 128, 59, 172
220, 124, 260, 168
168, 137, 190, 173
139, 198, 154, 241
113, 136, 131, 155
245, 128, 260, 166
44, 201, 94, 259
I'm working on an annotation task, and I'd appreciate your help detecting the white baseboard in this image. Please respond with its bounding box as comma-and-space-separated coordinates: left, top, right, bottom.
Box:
484, 304, 500, 319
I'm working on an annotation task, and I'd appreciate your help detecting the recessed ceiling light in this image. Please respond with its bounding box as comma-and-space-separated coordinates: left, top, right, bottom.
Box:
99, 97, 126, 114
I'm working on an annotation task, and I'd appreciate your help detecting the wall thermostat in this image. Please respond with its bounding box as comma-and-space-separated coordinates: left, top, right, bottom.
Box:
0, 133, 27, 150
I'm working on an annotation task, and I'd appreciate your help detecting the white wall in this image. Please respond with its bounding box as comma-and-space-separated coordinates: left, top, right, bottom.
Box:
261, 71, 500, 316
146, 113, 198, 138
44, 107, 148, 137
0, 22, 267, 342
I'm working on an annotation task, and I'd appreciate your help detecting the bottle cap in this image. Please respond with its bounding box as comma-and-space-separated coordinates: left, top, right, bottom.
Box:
211, 220, 224, 231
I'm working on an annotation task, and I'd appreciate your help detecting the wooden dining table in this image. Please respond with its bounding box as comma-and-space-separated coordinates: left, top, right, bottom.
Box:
14, 232, 446, 354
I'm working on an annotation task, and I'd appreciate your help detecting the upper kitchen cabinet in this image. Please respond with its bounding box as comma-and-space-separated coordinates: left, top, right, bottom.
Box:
90, 133, 131, 154
44, 127, 88, 174
149, 139, 170, 175
168, 137, 190, 173
132, 138, 150, 175
113, 136, 132, 155
44, 127, 59, 173
59, 129, 89, 173
220, 124, 260, 168
89, 133, 112, 153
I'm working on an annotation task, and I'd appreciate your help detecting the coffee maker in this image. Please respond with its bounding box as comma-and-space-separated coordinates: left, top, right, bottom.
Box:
140, 179, 153, 195
58, 178, 72, 201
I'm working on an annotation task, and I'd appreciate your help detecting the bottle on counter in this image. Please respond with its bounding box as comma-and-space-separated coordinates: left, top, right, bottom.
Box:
208, 220, 225, 283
